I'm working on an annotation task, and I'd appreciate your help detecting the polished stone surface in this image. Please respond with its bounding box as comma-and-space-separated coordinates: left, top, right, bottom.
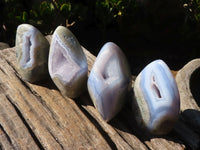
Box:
16, 24, 49, 83
88, 42, 132, 122
48, 26, 88, 98
133, 59, 180, 135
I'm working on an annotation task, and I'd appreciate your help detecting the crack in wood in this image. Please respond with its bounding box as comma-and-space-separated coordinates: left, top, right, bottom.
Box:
17, 77, 63, 128
109, 107, 150, 150
0, 67, 6, 75
75, 100, 118, 150
2, 54, 113, 149
0, 124, 14, 149
5, 95, 44, 150
115, 128, 149, 150
5, 58, 63, 130
0, 47, 199, 149
47, 127, 64, 150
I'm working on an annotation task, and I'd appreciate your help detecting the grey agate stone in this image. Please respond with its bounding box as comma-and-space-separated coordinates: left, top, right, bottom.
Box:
133, 60, 180, 135
87, 42, 132, 122
16, 24, 50, 83
48, 26, 88, 98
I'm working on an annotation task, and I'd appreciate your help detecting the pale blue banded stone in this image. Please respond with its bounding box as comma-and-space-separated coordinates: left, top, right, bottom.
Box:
48, 26, 88, 98
15, 24, 49, 83
88, 42, 131, 122
133, 59, 180, 135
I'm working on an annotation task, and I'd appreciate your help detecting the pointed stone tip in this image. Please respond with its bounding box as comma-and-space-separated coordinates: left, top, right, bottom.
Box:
54, 25, 71, 35
17, 24, 36, 32
54, 25, 64, 32
148, 59, 165, 66
101, 42, 120, 52
104, 42, 116, 46
154, 59, 166, 65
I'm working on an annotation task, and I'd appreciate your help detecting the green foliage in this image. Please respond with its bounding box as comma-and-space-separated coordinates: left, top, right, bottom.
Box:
2, 0, 200, 48
95, 0, 138, 29
25, 0, 87, 34
1, 0, 88, 45
60, 3, 71, 12
2, 0, 139, 35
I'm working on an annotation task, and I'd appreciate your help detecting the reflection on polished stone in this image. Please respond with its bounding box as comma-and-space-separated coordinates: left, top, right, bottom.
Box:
16, 24, 49, 83
88, 42, 132, 122
48, 26, 88, 98
133, 59, 180, 135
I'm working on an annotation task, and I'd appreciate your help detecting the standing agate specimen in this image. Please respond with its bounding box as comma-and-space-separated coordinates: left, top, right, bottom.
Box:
133, 60, 180, 135
15, 24, 49, 83
48, 26, 88, 98
88, 42, 131, 122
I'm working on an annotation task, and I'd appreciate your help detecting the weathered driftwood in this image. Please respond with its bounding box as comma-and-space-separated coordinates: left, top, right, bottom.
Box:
0, 42, 199, 149
176, 59, 200, 111
175, 59, 200, 149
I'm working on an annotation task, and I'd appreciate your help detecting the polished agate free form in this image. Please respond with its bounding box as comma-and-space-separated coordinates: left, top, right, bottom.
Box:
133, 60, 180, 135
48, 26, 88, 98
88, 42, 132, 122
15, 24, 49, 83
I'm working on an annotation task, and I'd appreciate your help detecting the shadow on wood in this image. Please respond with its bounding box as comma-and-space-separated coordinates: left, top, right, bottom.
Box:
0, 46, 199, 149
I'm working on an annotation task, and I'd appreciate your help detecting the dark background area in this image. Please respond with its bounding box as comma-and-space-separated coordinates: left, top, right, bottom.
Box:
1, 0, 200, 75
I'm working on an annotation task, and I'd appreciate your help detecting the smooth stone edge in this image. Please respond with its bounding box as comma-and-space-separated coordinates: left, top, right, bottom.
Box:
133, 73, 151, 128
15, 24, 50, 83
133, 59, 180, 135
88, 42, 132, 122
48, 26, 88, 98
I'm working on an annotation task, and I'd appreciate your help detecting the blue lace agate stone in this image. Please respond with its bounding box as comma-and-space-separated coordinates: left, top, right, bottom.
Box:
16, 24, 49, 83
133, 60, 180, 135
88, 42, 131, 122
48, 26, 88, 98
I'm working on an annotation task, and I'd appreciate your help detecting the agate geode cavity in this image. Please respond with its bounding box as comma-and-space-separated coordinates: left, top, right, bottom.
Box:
133, 60, 180, 135
87, 42, 132, 122
48, 26, 88, 98
16, 24, 49, 83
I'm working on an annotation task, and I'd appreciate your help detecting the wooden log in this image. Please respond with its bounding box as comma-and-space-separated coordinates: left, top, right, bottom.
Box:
176, 59, 200, 111
0, 48, 111, 149
175, 59, 200, 132
0, 43, 199, 149
0, 94, 40, 150
175, 59, 200, 149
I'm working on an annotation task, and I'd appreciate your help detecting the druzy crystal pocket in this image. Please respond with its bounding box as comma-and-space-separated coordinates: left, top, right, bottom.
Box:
88, 42, 131, 122
15, 24, 49, 83
133, 60, 180, 135
48, 26, 88, 98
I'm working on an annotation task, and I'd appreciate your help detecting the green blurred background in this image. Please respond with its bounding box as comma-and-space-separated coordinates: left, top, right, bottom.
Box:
1, 0, 200, 74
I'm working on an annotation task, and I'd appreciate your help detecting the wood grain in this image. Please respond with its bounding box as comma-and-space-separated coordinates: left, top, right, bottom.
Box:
176, 59, 200, 111
0, 44, 199, 149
